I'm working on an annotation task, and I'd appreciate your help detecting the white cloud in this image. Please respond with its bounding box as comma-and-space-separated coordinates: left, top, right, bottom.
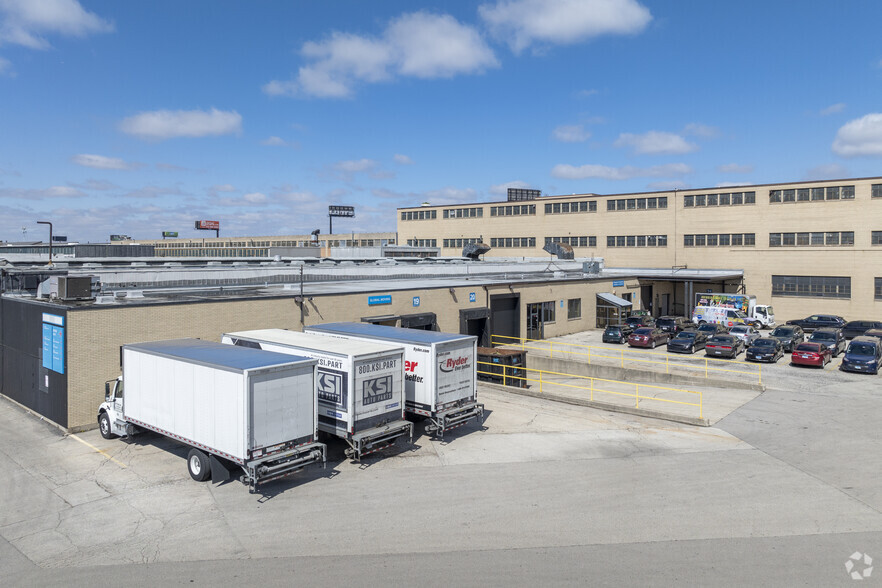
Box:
393, 154, 414, 165
489, 180, 532, 196
0, 0, 113, 50
551, 162, 691, 180
119, 108, 242, 141
69, 179, 119, 191
820, 102, 845, 116
263, 11, 498, 98
804, 163, 849, 180
479, 0, 651, 53
335, 158, 379, 174
717, 163, 753, 174
261, 136, 288, 146
0, 56, 12, 75
210, 184, 236, 193
683, 123, 719, 138
0, 185, 86, 199
243, 192, 267, 204
614, 131, 697, 155
832, 113, 882, 157
71, 153, 139, 170
552, 124, 591, 143
120, 185, 187, 199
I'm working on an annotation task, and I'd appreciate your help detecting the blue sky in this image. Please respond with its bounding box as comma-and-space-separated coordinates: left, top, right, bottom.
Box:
1, 0, 882, 243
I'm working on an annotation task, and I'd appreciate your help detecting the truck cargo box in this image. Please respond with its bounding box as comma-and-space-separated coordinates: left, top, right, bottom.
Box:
223, 329, 412, 460
304, 322, 482, 438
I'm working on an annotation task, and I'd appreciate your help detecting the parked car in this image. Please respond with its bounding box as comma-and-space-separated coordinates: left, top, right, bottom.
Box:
728, 324, 761, 346
705, 334, 744, 359
625, 315, 656, 330
790, 342, 833, 368
863, 329, 882, 343
602, 324, 633, 344
697, 323, 728, 337
769, 325, 805, 352
840, 336, 882, 375
656, 316, 691, 335
745, 337, 784, 363
807, 328, 847, 357
785, 314, 846, 333
627, 327, 669, 349
841, 320, 882, 340
666, 330, 707, 354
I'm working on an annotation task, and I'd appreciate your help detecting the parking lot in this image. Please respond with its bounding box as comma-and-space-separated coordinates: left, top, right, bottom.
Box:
4, 354, 882, 586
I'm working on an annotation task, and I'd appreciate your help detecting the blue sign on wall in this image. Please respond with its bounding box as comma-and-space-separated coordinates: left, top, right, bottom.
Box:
469, 292, 476, 302
612, 280, 625, 287
412, 296, 420, 307
41, 313, 65, 374
368, 294, 392, 306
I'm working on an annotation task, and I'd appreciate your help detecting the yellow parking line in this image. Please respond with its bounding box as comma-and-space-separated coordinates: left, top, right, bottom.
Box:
68, 434, 127, 468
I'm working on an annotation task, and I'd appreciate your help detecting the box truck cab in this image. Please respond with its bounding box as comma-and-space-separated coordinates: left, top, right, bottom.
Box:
98, 339, 326, 491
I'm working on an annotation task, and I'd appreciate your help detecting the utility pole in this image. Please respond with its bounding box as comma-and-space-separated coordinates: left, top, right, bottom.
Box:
37, 221, 53, 266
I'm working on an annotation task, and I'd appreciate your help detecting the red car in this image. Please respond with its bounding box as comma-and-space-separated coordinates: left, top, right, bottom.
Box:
790, 342, 832, 368
627, 327, 669, 349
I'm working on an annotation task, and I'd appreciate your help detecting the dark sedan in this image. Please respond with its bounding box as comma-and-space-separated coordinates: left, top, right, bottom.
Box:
666, 330, 707, 354
745, 337, 784, 363
656, 316, 691, 335
602, 324, 633, 344
769, 325, 805, 352
807, 328, 847, 357
705, 334, 744, 359
627, 327, 669, 349
697, 323, 728, 337
842, 320, 882, 339
785, 314, 846, 333
790, 342, 833, 368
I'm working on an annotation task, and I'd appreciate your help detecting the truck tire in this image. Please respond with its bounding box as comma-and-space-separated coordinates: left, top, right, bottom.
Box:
187, 449, 211, 482
98, 412, 115, 440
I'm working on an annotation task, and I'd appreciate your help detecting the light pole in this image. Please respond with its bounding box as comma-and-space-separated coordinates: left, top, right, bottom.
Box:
37, 221, 53, 265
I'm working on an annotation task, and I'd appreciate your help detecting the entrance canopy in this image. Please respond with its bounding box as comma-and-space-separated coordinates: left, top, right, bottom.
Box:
596, 292, 632, 308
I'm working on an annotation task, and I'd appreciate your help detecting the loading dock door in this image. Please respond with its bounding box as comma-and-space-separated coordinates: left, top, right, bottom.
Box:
361, 315, 399, 327
400, 312, 438, 331
460, 308, 490, 347
490, 294, 519, 346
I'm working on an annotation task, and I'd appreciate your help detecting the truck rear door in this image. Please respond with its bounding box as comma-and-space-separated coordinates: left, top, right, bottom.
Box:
249, 366, 315, 451
435, 340, 477, 407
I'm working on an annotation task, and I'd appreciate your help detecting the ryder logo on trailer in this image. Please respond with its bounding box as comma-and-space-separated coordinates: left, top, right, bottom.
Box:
404, 360, 424, 383
363, 375, 393, 405
439, 356, 470, 373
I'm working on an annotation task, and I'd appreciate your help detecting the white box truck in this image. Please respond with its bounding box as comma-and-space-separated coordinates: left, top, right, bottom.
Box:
304, 322, 483, 439
97, 339, 326, 491
222, 329, 413, 461
693, 292, 775, 328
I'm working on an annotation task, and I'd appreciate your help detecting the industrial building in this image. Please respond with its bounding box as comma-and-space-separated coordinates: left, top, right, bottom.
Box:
398, 176, 882, 319
0, 257, 740, 432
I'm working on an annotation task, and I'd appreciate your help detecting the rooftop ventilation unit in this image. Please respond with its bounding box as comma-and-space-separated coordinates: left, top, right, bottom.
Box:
50, 276, 94, 301
582, 260, 601, 274
462, 242, 491, 260
542, 241, 574, 260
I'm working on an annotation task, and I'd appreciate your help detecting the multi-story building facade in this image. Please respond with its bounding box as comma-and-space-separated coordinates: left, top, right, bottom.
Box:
398, 177, 882, 320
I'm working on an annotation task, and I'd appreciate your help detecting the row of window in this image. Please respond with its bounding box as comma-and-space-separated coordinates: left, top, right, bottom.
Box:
529, 298, 584, 323
490, 204, 535, 217
873, 185, 882, 198
401, 210, 437, 221
443, 207, 483, 219
684, 192, 756, 207
772, 275, 850, 299
442, 238, 479, 248
606, 197, 667, 211
769, 232, 854, 247
406, 239, 437, 247
769, 185, 855, 203
489, 237, 536, 248
544, 200, 597, 214
545, 236, 597, 247
606, 235, 668, 247
683, 233, 756, 247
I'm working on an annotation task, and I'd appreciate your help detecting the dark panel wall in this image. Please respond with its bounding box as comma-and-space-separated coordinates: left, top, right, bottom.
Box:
0, 298, 67, 427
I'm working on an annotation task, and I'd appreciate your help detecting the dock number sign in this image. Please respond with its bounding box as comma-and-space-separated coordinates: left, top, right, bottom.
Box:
363, 375, 393, 405
413, 296, 420, 307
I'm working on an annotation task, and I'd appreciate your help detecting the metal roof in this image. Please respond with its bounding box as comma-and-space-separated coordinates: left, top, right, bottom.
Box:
596, 292, 633, 307
224, 329, 403, 358
307, 322, 474, 345
124, 338, 314, 371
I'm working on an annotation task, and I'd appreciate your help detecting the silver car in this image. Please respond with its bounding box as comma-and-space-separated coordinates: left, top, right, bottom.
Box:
729, 325, 760, 346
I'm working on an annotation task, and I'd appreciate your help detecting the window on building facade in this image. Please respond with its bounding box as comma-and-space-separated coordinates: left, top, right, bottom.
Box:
567, 298, 582, 320
542, 301, 556, 323
873, 231, 882, 245
772, 275, 851, 298
876, 278, 882, 300
873, 184, 882, 199
607, 235, 667, 247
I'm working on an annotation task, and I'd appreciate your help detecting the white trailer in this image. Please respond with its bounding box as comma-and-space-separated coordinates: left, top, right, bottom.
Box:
97, 339, 326, 491
305, 322, 483, 438
222, 329, 413, 460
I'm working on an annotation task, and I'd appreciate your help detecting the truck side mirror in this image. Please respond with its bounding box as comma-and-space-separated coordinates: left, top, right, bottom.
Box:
105, 381, 112, 402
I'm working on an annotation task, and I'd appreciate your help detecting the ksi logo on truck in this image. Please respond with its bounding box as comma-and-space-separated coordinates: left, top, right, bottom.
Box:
363, 375, 393, 405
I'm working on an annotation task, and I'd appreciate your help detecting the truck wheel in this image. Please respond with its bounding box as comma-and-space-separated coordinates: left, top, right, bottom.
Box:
187, 449, 211, 482
98, 412, 115, 440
